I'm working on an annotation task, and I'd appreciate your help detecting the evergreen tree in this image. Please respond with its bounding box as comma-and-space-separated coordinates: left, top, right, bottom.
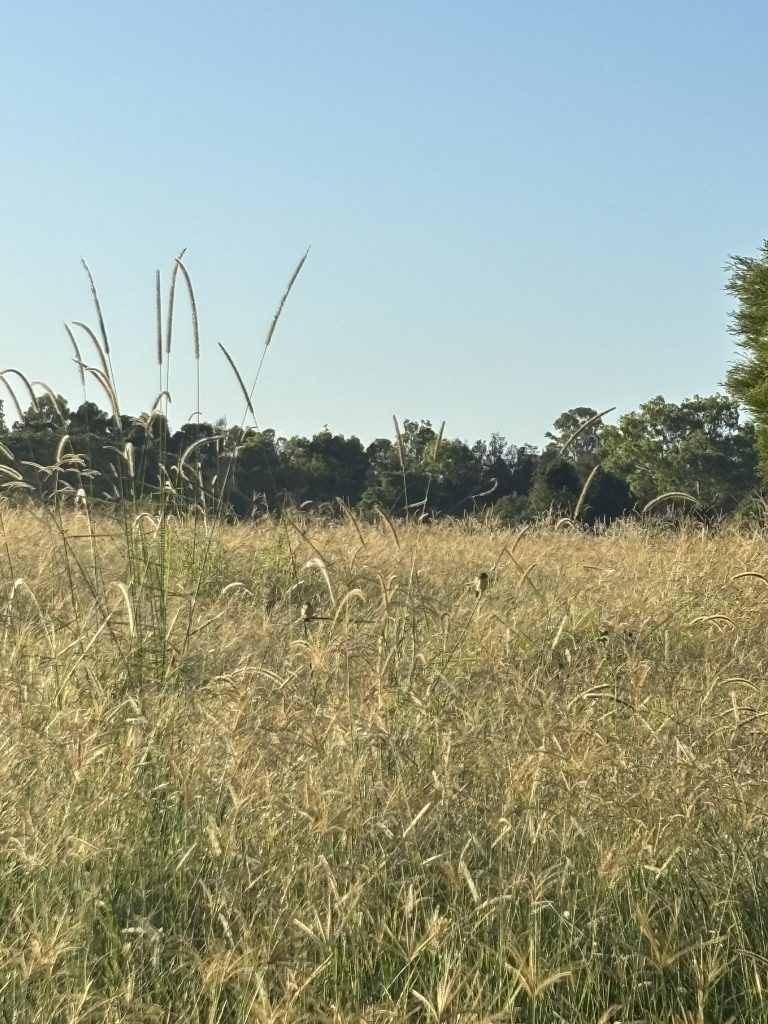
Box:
724, 239, 768, 472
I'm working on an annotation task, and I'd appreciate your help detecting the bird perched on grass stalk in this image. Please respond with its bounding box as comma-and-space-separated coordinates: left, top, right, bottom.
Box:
300, 601, 313, 622
474, 572, 489, 598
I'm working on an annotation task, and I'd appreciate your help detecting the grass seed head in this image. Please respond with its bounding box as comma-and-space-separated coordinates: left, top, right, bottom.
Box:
474, 571, 489, 598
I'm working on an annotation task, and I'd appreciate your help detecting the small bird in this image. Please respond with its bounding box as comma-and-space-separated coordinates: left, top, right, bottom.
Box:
300, 601, 314, 622
474, 572, 489, 599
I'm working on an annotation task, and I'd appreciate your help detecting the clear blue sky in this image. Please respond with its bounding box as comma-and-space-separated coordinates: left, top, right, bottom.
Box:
1, 1, 766, 446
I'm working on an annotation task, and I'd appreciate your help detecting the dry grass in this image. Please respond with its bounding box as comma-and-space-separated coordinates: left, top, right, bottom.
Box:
2, 506, 768, 1021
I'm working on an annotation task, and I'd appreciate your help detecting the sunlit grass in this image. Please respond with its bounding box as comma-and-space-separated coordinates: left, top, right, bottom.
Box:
1, 505, 768, 1021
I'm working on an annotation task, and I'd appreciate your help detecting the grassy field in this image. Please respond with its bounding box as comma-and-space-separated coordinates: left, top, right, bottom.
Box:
2, 504, 768, 1022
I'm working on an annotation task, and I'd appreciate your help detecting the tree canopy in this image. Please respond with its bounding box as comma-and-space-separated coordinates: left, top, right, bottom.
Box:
725, 239, 768, 472
600, 395, 757, 509
0, 391, 759, 524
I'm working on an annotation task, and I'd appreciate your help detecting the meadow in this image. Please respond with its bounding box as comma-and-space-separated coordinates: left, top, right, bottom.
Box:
2, 504, 768, 1022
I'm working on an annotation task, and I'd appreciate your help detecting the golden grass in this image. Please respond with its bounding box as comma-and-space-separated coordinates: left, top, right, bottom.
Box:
2, 509, 768, 1021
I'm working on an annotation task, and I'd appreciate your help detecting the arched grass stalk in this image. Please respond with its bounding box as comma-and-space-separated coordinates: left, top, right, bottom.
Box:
80, 258, 110, 354
31, 382, 66, 424
560, 406, 615, 456
71, 321, 110, 382
164, 247, 187, 417
64, 323, 87, 391
1, 368, 38, 413
642, 491, 699, 514
573, 464, 600, 521
0, 375, 29, 423
218, 343, 255, 422
173, 256, 200, 425
303, 555, 336, 607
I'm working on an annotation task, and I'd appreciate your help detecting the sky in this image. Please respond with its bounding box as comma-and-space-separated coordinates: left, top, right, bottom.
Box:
1, 0, 767, 448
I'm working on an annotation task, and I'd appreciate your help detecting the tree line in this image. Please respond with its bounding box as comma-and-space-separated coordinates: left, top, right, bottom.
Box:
0, 391, 759, 524
2, 235, 768, 523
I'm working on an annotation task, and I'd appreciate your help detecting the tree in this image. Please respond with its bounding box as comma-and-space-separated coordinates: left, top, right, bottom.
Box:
580, 468, 633, 524
600, 394, 757, 509
528, 451, 581, 514
361, 421, 494, 517
69, 401, 122, 499
533, 409, 631, 524
399, 419, 439, 463
69, 401, 114, 438
361, 420, 437, 515
475, 434, 536, 501
492, 493, 531, 525
8, 395, 72, 496
11, 394, 69, 457
281, 430, 369, 505
14, 393, 69, 433
506, 444, 539, 499
724, 240, 768, 471
365, 438, 395, 484
545, 407, 604, 465
228, 429, 284, 515
426, 436, 483, 513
